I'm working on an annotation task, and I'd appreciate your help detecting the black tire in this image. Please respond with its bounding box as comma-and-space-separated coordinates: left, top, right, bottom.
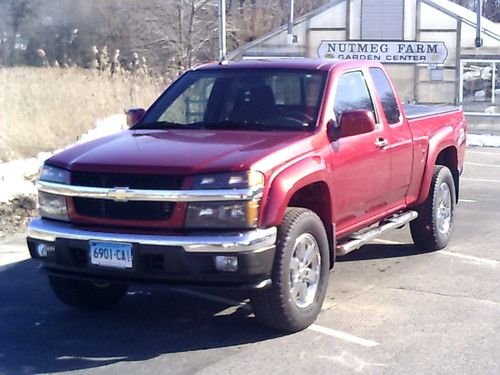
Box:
410, 165, 456, 251
49, 276, 128, 310
250, 208, 330, 333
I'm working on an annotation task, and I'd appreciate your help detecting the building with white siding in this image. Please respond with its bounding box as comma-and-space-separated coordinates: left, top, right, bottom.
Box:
229, 0, 500, 129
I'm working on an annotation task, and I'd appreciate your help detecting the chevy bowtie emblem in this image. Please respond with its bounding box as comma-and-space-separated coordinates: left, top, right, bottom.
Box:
107, 187, 131, 202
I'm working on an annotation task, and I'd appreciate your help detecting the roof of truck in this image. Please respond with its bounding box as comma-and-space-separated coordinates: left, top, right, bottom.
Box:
193, 59, 344, 72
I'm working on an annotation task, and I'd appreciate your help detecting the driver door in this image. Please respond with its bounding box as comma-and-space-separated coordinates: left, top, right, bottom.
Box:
327, 70, 391, 232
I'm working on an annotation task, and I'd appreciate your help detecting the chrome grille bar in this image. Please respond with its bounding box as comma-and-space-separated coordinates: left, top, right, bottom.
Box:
37, 181, 262, 202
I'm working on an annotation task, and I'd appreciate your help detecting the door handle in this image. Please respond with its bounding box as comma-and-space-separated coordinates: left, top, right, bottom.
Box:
374, 138, 389, 148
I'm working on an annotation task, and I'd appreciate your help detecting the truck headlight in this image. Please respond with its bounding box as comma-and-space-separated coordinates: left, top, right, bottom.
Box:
187, 171, 263, 229
192, 171, 264, 192
38, 164, 69, 221
39, 164, 70, 184
186, 200, 259, 229
38, 191, 68, 221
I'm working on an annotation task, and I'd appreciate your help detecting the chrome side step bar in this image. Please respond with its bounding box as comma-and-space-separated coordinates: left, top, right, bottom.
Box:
336, 211, 418, 256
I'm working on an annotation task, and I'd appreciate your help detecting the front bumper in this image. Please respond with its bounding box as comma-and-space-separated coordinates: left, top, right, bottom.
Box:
27, 218, 277, 288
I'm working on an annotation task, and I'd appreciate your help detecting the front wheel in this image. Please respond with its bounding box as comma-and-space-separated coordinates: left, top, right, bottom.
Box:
49, 276, 128, 310
250, 208, 330, 333
410, 165, 456, 251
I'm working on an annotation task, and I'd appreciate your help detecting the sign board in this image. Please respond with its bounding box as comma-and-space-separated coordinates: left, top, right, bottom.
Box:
317, 41, 448, 64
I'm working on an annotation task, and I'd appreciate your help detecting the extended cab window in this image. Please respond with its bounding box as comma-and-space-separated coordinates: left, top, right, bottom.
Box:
369, 68, 401, 124
334, 71, 375, 122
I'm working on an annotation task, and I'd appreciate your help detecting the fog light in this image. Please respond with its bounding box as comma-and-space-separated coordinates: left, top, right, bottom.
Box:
36, 242, 55, 257
214, 256, 238, 272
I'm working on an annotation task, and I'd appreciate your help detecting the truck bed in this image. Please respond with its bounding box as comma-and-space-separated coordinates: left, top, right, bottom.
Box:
403, 104, 459, 120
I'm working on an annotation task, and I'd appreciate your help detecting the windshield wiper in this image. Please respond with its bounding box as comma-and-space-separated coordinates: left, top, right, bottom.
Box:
194, 120, 273, 131
201, 120, 310, 131
132, 121, 203, 130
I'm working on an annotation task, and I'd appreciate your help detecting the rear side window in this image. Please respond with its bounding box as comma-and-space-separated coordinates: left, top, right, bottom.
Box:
369, 68, 401, 124
333, 71, 375, 121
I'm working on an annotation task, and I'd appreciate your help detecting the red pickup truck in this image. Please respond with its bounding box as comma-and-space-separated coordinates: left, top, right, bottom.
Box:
27, 59, 466, 332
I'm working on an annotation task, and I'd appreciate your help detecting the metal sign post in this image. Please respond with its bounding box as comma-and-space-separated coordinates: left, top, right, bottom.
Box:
218, 0, 227, 61
287, 0, 294, 44
475, 0, 483, 47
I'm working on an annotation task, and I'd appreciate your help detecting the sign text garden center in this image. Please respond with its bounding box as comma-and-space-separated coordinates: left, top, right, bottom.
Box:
317, 41, 448, 64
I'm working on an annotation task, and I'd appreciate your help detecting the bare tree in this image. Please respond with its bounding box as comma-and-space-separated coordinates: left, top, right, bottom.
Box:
483, 0, 499, 22
451, 0, 500, 21
132, 0, 218, 71
6, 0, 36, 65
226, 0, 326, 48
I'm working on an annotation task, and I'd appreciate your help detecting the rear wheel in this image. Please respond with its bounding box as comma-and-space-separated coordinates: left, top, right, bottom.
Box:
410, 165, 456, 251
49, 276, 128, 310
250, 208, 330, 333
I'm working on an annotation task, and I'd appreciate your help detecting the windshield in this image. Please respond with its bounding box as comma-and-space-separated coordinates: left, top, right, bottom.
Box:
137, 69, 326, 131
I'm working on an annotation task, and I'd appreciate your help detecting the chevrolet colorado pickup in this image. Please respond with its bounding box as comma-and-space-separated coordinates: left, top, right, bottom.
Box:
27, 59, 466, 332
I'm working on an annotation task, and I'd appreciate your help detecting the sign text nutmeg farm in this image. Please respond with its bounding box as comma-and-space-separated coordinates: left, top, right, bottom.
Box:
317, 41, 448, 64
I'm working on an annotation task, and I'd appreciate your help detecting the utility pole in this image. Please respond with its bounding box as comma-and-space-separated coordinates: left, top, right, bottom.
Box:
218, 0, 227, 61
475, 0, 483, 47
287, 0, 295, 44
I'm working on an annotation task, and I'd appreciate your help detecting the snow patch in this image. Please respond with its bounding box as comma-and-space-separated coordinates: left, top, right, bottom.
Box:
77, 114, 127, 144
0, 114, 126, 203
467, 133, 500, 148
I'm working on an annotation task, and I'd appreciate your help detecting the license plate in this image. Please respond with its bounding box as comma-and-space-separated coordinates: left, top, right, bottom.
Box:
89, 241, 133, 269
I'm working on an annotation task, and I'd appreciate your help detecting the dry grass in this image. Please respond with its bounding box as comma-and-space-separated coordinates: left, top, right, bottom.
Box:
0, 67, 166, 162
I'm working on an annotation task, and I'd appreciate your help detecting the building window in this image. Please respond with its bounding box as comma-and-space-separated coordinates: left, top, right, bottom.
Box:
460, 60, 500, 116
361, 0, 404, 40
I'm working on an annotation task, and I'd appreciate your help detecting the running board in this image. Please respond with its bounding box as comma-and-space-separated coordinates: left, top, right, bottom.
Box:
336, 211, 418, 256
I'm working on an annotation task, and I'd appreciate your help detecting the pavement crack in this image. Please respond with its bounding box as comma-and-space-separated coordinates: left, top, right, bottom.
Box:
387, 287, 500, 306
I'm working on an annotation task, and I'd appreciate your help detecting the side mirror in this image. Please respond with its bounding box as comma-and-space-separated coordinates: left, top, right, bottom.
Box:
338, 110, 376, 138
327, 119, 341, 142
125, 108, 146, 127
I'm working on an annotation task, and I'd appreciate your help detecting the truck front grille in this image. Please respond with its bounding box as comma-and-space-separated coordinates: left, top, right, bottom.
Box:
71, 172, 184, 190
70, 172, 183, 222
73, 198, 175, 221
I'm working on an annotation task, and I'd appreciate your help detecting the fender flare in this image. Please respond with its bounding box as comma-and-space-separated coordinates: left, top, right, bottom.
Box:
260, 156, 332, 227
416, 126, 458, 205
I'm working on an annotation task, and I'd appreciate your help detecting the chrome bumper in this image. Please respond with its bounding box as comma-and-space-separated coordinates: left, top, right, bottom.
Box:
27, 218, 277, 253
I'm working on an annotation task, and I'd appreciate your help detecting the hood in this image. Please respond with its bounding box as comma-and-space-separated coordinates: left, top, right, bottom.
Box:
48, 129, 309, 175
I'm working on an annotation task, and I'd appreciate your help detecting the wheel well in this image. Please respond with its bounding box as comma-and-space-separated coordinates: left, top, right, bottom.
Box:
288, 182, 335, 268
435, 146, 459, 202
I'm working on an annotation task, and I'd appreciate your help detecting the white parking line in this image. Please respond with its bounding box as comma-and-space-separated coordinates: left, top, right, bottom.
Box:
372, 240, 498, 266
308, 324, 380, 347
459, 199, 477, 203
438, 250, 498, 266
462, 177, 500, 183
465, 162, 500, 168
172, 287, 381, 347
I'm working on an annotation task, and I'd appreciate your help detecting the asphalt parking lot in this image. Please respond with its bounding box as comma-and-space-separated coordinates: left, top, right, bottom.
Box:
1, 147, 499, 375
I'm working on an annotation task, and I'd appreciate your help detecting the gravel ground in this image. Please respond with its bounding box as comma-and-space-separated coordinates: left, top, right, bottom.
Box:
0, 195, 36, 239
